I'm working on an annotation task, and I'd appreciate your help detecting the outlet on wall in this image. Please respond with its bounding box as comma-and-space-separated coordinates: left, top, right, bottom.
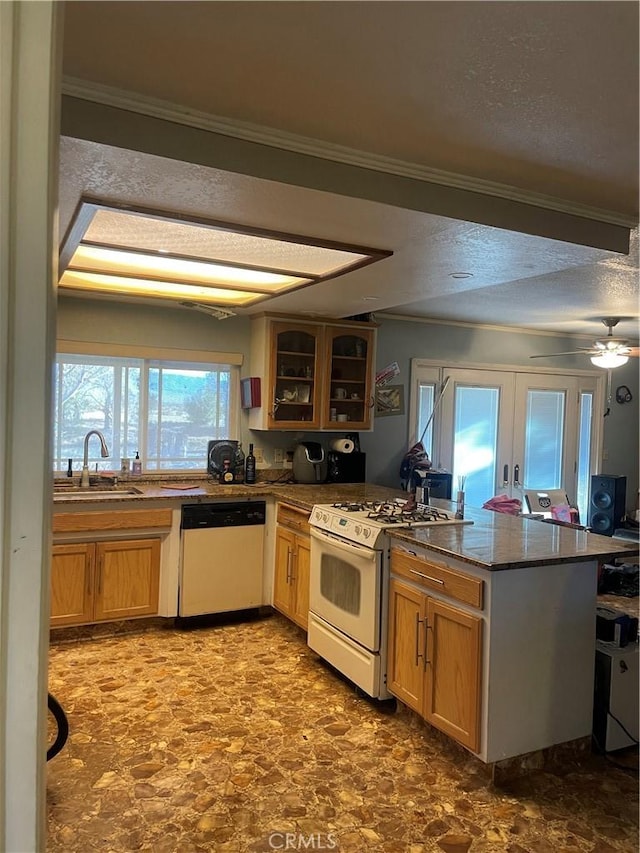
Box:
253, 446, 264, 463
273, 448, 285, 464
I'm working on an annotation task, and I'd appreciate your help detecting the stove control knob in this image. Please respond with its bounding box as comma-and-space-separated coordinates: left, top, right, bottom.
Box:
322, 511, 329, 523
363, 528, 371, 539
314, 509, 322, 522
354, 524, 362, 536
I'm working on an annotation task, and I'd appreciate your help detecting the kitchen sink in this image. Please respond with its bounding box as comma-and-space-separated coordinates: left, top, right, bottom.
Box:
53, 487, 144, 501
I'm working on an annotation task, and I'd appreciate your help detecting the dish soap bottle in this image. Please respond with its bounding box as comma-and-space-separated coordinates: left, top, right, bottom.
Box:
66, 458, 73, 478
245, 443, 256, 484
132, 451, 142, 475
219, 458, 235, 484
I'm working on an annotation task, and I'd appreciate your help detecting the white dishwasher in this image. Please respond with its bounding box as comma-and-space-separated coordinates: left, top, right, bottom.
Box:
179, 501, 266, 617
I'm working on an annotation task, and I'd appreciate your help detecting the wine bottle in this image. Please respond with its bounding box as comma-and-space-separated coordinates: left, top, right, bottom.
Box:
235, 443, 245, 483
245, 443, 256, 484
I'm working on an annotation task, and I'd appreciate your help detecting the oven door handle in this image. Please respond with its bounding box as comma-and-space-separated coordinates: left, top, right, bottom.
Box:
309, 526, 379, 561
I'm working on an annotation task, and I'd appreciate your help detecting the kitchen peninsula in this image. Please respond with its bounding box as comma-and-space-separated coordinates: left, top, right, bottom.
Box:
385, 504, 638, 771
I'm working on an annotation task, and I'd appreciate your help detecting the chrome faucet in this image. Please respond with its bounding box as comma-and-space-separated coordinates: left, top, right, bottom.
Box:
80, 430, 110, 488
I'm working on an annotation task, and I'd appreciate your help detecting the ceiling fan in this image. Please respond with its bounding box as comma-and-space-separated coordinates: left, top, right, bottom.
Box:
530, 318, 639, 368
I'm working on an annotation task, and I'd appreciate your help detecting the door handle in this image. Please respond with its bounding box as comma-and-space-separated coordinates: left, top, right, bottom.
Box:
502, 464, 509, 486
424, 622, 432, 671
286, 548, 293, 583
415, 614, 425, 667
290, 549, 297, 582
86, 552, 93, 597
97, 555, 103, 595
514, 464, 521, 487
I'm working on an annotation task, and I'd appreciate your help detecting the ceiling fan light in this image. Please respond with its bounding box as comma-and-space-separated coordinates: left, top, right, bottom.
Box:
590, 352, 629, 368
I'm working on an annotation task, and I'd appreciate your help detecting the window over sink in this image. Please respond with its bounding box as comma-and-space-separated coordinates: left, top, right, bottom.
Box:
53, 352, 239, 473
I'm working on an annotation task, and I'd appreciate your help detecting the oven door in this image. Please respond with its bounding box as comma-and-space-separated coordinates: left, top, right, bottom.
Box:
309, 526, 382, 652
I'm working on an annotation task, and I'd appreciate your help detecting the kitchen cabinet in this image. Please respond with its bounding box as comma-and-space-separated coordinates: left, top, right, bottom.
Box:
387, 536, 605, 765
249, 315, 376, 431
51, 508, 171, 627
273, 503, 311, 629
51, 538, 161, 627
51, 543, 94, 627
323, 325, 375, 430
387, 551, 483, 752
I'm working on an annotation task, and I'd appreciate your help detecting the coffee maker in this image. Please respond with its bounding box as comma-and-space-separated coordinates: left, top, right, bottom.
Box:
327, 451, 366, 483
410, 468, 452, 501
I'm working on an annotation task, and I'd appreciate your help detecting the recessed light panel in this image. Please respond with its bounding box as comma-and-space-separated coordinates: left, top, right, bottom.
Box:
59, 271, 260, 305
58, 200, 392, 309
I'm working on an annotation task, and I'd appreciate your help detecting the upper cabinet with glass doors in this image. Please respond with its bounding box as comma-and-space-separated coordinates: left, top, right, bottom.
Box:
249, 316, 376, 431
269, 321, 322, 429
323, 327, 375, 430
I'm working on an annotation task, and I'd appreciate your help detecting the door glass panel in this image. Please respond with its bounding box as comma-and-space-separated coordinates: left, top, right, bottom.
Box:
330, 334, 368, 425
417, 383, 435, 458
576, 392, 593, 524
524, 390, 565, 489
274, 329, 316, 423
453, 386, 500, 509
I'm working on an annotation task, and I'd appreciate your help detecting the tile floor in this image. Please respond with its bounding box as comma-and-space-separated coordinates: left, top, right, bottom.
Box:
47, 613, 638, 852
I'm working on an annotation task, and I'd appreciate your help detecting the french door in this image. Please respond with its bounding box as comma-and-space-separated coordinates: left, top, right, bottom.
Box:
439, 369, 514, 508
435, 368, 601, 520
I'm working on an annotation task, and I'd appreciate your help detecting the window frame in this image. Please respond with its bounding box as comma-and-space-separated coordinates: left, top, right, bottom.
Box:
54, 341, 242, 474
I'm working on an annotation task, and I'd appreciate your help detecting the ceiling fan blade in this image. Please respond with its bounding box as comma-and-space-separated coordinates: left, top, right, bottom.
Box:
627, 347, 640, 357
529, 350, 594, 358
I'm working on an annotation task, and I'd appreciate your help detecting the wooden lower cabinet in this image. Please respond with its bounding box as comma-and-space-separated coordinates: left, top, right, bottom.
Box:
273, 504, 311, 630
51, 538, 161, 627
50, 542, 94, 627
387, 577, 482, 752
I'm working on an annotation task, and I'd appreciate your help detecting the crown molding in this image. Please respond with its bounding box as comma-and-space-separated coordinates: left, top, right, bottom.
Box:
61, 76, 636, 230
375, 312, 637, 342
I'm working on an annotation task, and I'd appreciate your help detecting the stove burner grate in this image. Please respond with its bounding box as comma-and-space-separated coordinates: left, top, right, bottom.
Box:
367, 512, 402, 523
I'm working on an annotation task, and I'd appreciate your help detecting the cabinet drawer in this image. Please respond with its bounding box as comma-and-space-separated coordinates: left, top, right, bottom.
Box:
53, 508, 172, 534
390, 548, 483, 609
277, 503, 310, 535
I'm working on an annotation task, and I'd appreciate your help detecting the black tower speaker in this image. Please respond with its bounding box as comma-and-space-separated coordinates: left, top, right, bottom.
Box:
588, 475, 627, 536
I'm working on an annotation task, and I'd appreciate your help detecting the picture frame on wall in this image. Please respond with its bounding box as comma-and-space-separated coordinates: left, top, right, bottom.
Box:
375, 384, 404, 417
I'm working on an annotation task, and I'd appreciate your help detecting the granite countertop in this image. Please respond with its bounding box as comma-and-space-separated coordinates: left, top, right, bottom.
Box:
53, 479, 639, 571
388, 504, 640, 571
52, 477, 405, 510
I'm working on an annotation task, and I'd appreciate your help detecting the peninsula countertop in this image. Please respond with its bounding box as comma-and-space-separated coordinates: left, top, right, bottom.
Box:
388, 504, 639, 571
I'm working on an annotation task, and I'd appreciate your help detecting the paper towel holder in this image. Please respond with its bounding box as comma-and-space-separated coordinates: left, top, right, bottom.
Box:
345, 432, 361, 452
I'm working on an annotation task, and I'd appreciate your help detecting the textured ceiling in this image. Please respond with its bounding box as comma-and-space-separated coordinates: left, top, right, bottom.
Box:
59, 0, 639, 341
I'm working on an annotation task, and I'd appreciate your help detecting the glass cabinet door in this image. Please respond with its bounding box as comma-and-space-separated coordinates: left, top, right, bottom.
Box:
269, 323, 322, 429
324, 328, 375, 430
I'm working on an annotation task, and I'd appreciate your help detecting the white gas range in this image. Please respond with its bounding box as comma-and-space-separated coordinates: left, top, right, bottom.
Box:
307, 499, 472, 700
310, 499, 468, 547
